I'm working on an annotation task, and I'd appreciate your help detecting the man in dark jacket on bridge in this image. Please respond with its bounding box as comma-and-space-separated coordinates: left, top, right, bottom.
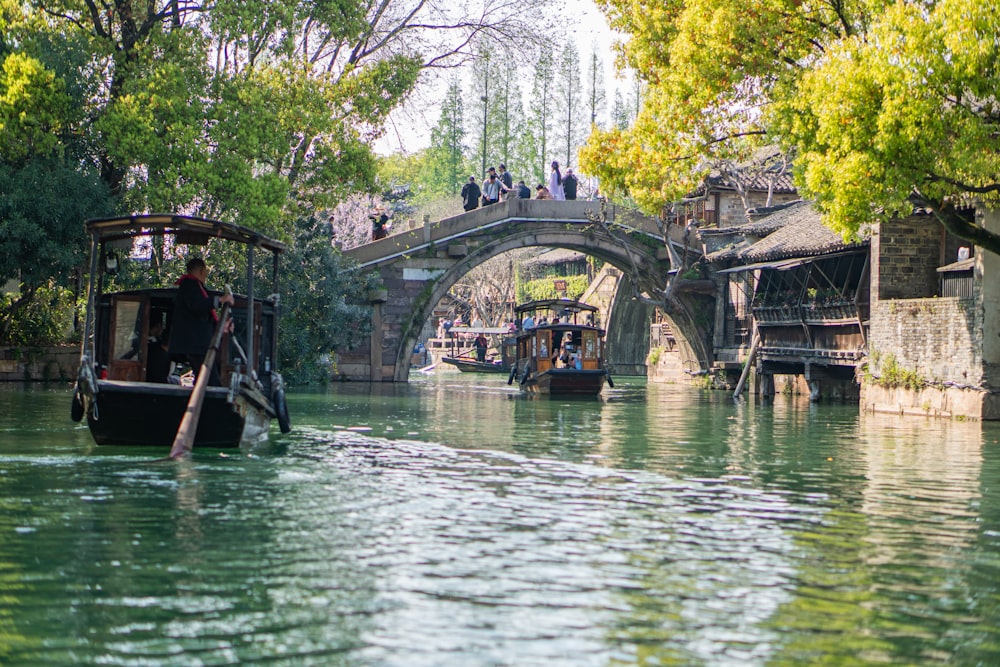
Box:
563, 168, 579, 200
461, 176, 481, 212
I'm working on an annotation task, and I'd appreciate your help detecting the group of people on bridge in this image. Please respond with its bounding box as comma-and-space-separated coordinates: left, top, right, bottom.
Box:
461, 161, 584, 212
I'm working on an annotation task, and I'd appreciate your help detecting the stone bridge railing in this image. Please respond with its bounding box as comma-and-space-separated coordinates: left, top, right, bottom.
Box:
345, 197, 668, 268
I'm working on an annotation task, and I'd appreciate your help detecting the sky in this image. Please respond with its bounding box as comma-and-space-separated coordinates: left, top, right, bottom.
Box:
374, 0, 626, 156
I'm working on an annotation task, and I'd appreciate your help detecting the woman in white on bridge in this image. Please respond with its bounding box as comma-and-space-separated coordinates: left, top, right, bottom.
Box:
548, 161, 565, 200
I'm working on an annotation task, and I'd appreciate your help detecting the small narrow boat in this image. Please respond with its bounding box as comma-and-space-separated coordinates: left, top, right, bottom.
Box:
440, 327, 517, 373
507, 299, 611, 396
71, 214, 291, 448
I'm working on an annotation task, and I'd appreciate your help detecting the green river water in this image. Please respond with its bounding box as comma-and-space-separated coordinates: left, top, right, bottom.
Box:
1, 374, 1000, 666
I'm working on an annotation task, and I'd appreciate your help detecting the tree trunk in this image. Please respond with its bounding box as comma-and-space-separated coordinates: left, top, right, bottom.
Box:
913, 196, 1000, 257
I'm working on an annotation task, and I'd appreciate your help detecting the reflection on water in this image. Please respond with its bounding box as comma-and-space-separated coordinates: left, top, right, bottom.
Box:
1, 378, 1000, 665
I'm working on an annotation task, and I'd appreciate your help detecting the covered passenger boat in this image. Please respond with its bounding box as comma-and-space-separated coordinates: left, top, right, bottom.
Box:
507, 299, 611, 396
71, 214, 291, 448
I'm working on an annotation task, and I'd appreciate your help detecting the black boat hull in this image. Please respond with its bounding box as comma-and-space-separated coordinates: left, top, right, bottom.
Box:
522, 368, 607, 396
441, 357, 509, 373
86, 380, 271, 448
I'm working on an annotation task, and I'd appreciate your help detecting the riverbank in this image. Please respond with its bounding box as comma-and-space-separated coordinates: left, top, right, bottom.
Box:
0, 345, 77, 383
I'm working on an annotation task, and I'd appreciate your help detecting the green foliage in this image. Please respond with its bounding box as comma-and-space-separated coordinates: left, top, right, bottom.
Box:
554, 42, 585, 168
0, 52, 73, 162
523, 51, 556, 184
773, 1, 1000, 252
0, 157, 111, 291
585, 0, 1000, 253
277, 216, 379, 384
865, 351, 924, 392
0, 282, 76, 346
647, 346, 663, 366
5, 3, 423, 229
516, 274, 589, 303
423, 79, 470, 197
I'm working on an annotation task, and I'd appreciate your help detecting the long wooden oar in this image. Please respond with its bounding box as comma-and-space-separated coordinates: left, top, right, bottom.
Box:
168, 301, 231, 460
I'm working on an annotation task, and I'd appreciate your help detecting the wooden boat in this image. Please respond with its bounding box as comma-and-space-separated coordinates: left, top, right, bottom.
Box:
507, 299, 612, 396
71, 214, 291, 448
440, 327, 516, 373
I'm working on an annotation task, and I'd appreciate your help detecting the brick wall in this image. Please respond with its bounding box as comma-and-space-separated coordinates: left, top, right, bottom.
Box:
868, 298, 983, 386
872, 214, 942, 300
716, 191, 798, 228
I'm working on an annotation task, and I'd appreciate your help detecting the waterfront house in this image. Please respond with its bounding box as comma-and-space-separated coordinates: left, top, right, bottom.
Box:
702, 200, 869, 399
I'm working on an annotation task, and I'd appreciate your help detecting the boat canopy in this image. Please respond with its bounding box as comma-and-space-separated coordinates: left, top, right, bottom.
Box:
446, 326, 511, 335
514, 299, 599, 315
85, 214, 286, 254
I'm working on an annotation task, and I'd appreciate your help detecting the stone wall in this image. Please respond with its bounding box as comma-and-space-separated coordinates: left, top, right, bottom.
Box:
862, 206, 1000, 419
868, 297, 983, 386
716, 191, 799, 228
0, 345, 78, 383
871, 214, 941, 300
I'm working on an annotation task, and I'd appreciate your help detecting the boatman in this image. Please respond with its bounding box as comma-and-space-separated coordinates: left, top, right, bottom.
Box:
474, 333, 488, 363
168, 257, 234, 385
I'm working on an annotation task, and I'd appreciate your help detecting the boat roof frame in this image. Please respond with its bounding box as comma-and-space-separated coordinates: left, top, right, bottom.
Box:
85, 214, 286, 254
515, 299, 599, 315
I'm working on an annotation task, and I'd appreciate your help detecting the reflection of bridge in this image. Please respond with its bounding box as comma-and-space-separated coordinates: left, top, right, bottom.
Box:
338, 197, 709, 381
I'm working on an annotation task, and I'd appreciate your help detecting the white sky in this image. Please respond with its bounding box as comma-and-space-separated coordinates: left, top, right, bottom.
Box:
375, 0, 627, 156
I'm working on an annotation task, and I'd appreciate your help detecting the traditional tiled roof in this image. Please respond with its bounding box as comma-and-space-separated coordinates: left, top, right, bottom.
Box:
736, 201, 867, 262
700, 170, 797, 195
688, 147, 797, 197
702, 200, 870, 266
704, 241, 749, 263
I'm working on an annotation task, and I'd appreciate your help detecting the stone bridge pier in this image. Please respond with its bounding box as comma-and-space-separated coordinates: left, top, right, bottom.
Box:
337, 197, 714, 381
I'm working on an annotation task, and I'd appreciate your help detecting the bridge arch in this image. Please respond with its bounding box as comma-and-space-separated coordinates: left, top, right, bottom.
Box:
388, 224, 667, 380
339, 198, 714, 382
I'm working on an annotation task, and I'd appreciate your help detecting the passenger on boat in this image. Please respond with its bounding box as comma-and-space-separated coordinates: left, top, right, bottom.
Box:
146, 320, 172, 383
522, 314, 535, 330
168, 257, 234, 386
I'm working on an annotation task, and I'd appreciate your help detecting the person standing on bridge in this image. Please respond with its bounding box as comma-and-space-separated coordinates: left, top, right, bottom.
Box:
461, 176, 481, 212
498, 164, 514, 198
563, 168, 579, 200
369, 207, 389, 240
548, 161, 565, 200
482, 171, 502, 206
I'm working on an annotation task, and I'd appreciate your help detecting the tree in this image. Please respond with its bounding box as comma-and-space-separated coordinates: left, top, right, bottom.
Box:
0, 51, 112, 342
278, 215, 379, 383
610, 90, 630, 130
0, 159, 111, 342
523, 51, 556, 184
449, 251, 529, 327
1, 0, 551, 359
585, 0, 1000, 255
585, 47, 606, 129
489, 63, 527, 175
471, 48, 493, 177
775, 1, 1000, 254
423, 79, 468, 197
554, 42, 585, 168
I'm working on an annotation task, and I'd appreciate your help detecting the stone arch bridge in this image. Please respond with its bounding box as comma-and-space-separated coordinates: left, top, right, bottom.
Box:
338, 197, 713, 381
